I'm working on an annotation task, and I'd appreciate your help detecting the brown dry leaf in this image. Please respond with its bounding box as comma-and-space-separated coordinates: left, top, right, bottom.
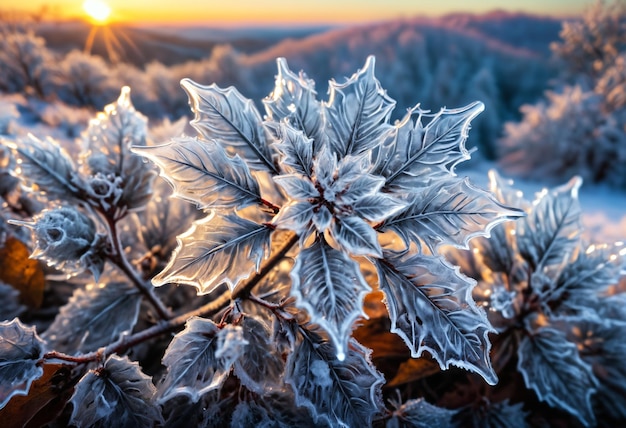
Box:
353, 316, 409, 360
387, 357, 442, 388
0, 363, 74, 428
0, 236, 45, 308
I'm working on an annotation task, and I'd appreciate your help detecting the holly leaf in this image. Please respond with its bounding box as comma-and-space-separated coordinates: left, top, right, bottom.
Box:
134, 137, 262, 210
0, 319, 45, 410
158, 317, 243, 403
153, 212, 272, 294
181, 79, 277, 173
387, 398, 457, 428
290, 238, 371, 360
5, 134, 79, 200
517, 176, 582, 273
41, 282, 142, 354
233, 316, 284, 393
323, 55, 395, 157
285, 334, 384, 427
380, 177, 523, 253
270, 123, 315, 177
375, 252, 497, 385
517, 327, 597, 427
69, 355, 163, 427
376, 102, 483, 191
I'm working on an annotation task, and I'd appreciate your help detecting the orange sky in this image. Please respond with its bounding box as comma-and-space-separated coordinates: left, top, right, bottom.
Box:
7, 0, 589, 26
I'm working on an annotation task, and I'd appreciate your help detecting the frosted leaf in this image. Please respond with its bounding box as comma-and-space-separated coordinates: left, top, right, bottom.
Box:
5, 134, 80, 200
134, 137, 261, 210
331, 215, 382, 257
375, 102, 483, 190
42, 282, 142, 354
264, 57, 325, 150
233, 316, 285, 393
352, 194, 407, 223
270, 123, 315, 177
82, 87, 156, 212
323, 56, 395, 157
290, 238, 371, 360
69, 355, 163, 427
490, 285, 517, 319
0, 319, 45, 409
153, 213, 272, 294
0, 282, 25, 321
381, 177, 523, 253
453, 399, 529, 428
273, 174, 318, 200
387, 398, 457, 428
375, 252, 497, 385
517, 327, 597, 426
271, 201, 317, 235
159, 317, 242, 403
517, 176, 582, 274
181, 79, 277, 173
285, 335, 384, 427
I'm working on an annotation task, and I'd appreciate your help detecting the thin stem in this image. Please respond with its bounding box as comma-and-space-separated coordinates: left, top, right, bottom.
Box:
105, 216, 172, 320
42, 232, 299, 366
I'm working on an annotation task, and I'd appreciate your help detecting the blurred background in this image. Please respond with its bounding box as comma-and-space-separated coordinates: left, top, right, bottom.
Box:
0, 0, 624, 240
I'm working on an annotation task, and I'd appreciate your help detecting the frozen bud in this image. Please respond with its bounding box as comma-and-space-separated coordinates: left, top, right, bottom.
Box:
85, 172, 123, 210
490, 285, 517, 319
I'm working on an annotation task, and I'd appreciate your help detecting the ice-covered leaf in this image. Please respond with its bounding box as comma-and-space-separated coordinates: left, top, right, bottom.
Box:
42, 282, 142, 354
381, 177, 523, 253
270, 123, 315, 177
134, 137, 261, 210
274, 174, 318, 199
375, 252, 497, 385
285, 334, 384, 427
517, 176, 582, 273
352, 194, 407, 223
376, 103, 483, 190
271, 201, 317, 235
291, 238, 371, 360
159, 317, 242, 403
264, 58, 324, 149
323, 56, 395, 157
0, 282, 24, 321
517, 327, 597, 426
82, 87, 156, 212
387, 398, 457, 428
233, 316, 284, 393
5, 134, 79, 199
153, 212, 273, 294
0, 319, 45, 409
69, 355, 162, 427
331, 215, 382, 257
181, 79, 277, 173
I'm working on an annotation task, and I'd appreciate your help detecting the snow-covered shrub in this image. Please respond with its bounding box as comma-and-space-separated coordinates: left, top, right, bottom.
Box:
0, 57, 526, 426
499, 0, 626, 189
446, 171, 626, 426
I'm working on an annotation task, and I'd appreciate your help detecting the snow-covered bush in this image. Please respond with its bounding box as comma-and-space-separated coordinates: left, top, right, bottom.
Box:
499, 0, 626, 189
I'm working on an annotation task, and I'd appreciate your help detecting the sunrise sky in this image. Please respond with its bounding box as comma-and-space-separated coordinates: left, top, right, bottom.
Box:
8, 0, 591, 26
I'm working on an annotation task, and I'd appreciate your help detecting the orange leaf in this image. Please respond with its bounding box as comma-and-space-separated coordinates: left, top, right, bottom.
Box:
0, 236, 45, 308
387, 357, 441, 388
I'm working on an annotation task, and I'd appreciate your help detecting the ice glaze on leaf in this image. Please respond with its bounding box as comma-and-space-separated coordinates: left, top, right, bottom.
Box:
264, 58, 324, 150
290, 238, 371, 360
285, 334, 384, 427
453, 399, 529, 428
153, 213, 272, 294
181, 79, 277, 173
517, 176, 582, 273
332, 215, 382, 257
387, 398, 457, 428
0, 319, 45, 409
0, 283, 24, 321
233, 316, 285, 393
41, 282, 142, 354
69, 355, 163, 428
375, 252, 497, 385
5, 134, 79, 199
270, 123, 315, 177
134, 137, 261, 210
381, 177, 523, 253
376, 102, 483, 189
517, 327, 597, 426
323, 55, 395, 157
158, 317, 242, 403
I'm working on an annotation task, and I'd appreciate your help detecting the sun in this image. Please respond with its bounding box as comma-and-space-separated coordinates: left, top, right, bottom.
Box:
83, 0, 112, 25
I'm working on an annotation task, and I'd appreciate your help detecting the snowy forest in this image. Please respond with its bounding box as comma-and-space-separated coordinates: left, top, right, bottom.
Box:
0, 0, 626, 427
